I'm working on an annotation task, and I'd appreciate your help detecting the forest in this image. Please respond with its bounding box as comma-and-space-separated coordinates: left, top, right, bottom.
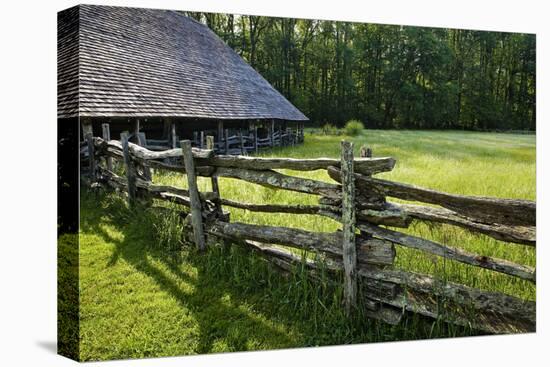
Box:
184, 12, 536, 131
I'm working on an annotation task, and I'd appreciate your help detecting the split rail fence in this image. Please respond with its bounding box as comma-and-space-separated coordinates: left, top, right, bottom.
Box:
129, 122, 304, 155
80, 124, 536, 334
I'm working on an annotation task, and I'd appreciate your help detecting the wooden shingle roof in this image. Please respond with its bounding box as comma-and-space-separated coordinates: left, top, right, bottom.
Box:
57, 5, 308, 121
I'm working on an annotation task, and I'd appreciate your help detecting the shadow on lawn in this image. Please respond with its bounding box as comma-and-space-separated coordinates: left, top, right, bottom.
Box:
79, 188, 476, 358
80, 190, 300, 355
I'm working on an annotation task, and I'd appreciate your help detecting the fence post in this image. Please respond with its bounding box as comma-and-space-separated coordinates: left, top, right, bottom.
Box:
85, 133, 96, 183
137, 132, 152, 181
181, 140, 206, 251
341, 140, 357, 315
360, 145, 372, 159
207, 135, 223, 217
121, 131, 136, 206
101, 123, 113, 171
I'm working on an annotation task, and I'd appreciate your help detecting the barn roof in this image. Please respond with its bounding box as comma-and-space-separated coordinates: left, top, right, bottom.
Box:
57, 5, 308, 121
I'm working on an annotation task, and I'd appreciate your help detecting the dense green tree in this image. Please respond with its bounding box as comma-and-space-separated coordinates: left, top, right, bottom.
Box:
184, 12, 536, 130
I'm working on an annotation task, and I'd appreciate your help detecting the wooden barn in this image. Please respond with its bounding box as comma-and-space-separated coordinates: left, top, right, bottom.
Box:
58, 5, 308, 154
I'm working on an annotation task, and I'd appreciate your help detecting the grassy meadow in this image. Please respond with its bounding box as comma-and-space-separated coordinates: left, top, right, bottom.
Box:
76, 129, 535, 361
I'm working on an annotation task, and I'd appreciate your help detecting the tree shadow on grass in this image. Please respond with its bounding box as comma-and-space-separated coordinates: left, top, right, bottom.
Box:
79, 190, 301, 357
78, 189, 475, 360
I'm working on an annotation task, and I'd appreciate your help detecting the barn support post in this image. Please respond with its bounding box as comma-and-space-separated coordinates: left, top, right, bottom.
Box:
193, 131, 198, 147
217, 121, 223, 147
101, 123, 113, 171
200, 131, 205, 149
224, 129, 229, 154
81, 117, 95, 182
207, 135, 223, 216
270, 119, 275, 147
121, 131, 136, 207
287, 127, 292, 146
278, 125, 282, 146
81, 117, 93, 141
239, 130, 245, 155
134, 119, 140, 142
85, 132, 96, 183
254, 126, 258, 153
171, 121, 177, 149
181, 140, 206, 251
162, 117, 171, 141
341, 140, 357, 315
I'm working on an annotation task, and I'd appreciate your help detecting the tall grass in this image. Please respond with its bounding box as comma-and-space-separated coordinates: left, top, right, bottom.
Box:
153, 129, 536, 301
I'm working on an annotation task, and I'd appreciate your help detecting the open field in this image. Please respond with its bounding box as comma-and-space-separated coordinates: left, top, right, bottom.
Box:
77, 130, 535, 360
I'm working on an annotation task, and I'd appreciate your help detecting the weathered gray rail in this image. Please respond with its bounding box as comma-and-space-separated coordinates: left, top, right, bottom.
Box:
81, 125, 536, 334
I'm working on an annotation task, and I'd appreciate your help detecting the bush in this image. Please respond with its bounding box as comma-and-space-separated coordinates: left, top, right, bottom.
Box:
344, 120, 364, 136
321, 123, 339, 136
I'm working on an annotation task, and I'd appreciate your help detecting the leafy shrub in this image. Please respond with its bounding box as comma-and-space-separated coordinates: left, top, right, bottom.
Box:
344, 120, 364, 136
321, 123, 339, 136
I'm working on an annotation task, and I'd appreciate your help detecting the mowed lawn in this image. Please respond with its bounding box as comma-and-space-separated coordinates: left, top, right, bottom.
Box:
76, 130, 536, 361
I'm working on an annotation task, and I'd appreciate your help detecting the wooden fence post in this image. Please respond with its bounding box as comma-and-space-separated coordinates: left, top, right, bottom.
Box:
207, 136, 223, 216
181, 140, 206, 251
360, 145, 372, 159
341, 140, 357, 315
137, 132, 152, 181
101, 123, 113, 171
121, 131, 136, 206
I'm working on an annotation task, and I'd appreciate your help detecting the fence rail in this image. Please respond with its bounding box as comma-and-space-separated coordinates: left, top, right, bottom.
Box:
139, 124, 305, 155
80, 124, 536, 334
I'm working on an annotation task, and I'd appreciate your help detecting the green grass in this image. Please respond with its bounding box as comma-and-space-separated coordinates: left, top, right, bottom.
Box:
76, 129, 535, 361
